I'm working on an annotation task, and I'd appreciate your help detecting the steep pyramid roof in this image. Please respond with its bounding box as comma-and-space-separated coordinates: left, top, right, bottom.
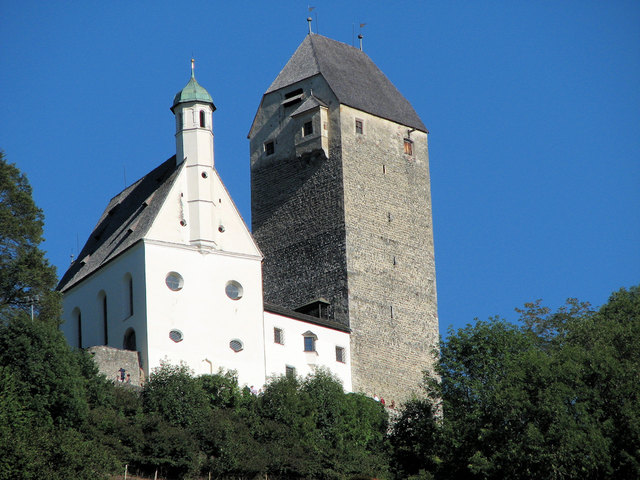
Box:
267, 34, 427, 132
58, 157, 182, 292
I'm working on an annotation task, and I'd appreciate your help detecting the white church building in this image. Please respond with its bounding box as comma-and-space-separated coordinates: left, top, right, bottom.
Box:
58, 59, 352, 390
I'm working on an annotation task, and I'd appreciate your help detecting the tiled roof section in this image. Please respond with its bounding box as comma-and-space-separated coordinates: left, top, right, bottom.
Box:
267, 34, 427, 132
57, 157, 182, 292
290, 94, 328, 117
264, 302, 351, 333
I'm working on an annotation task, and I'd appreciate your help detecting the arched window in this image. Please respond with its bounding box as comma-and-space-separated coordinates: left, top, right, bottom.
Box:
123, 328, 137, 351
199, 110, 206, 128
123, 273, 133, 317
73, 308, 82, 348
98, 291, 108, 345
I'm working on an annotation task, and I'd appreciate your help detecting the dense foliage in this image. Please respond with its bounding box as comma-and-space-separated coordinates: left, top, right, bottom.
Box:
0, 318, 389, 480
0, 151, 60, 324
1, 156, 637, 479
391, 286, 640, 480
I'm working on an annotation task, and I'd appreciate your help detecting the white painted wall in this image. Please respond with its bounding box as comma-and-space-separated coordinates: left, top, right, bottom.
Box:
61, 242, 148, 369
264, 311, 352, 391
144, 240, 266, 388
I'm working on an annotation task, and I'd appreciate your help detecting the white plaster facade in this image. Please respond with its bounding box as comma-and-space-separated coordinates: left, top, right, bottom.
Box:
264, 310, 352, 390
60, 64, 352, 391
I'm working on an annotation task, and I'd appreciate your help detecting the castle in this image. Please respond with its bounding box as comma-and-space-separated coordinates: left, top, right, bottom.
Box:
58, 33, 438, 402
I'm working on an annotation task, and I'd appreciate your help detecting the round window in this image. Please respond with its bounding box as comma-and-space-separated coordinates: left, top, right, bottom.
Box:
229, 339, 243, 352
169, 329, 183, 343
166, 272, 184, 291
225, 280, 243, 300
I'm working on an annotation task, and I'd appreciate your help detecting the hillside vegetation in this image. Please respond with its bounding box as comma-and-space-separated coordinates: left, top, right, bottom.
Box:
1, 153, 638, 479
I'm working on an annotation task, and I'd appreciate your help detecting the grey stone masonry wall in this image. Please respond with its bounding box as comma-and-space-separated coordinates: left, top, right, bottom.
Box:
251, 77, 351, 326
87, 345, 144, 387
249, 74, 438, 403
251, 147, 350, 326
340, 105, 438, 402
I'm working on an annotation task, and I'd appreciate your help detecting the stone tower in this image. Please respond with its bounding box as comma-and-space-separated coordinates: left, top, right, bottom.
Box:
249, 34, 438, 401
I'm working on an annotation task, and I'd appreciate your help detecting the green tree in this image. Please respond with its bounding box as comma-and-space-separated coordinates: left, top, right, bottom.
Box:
0, 319, 119, 480
257, 371, 390, 480
390, 286, 640, 480
0, 316, 90, 428
0, 151, 60, 324
142, 361, 208, 429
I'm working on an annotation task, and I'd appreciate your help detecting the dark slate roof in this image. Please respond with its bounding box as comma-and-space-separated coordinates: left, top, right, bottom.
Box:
290, 94, 328, 117
58, 157, 182, 292
267, 34, 427, 132
264, 302, 351, 333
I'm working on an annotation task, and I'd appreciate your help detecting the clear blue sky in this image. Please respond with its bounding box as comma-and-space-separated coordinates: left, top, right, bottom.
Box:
1, 1, 638, 336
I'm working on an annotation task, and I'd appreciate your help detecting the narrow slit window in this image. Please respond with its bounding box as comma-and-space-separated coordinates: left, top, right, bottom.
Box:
102, 295, 108, 345
128, 276, 134, 317
76, 310, 82, 349
336, 346, 345, 363
199, 110, 206, 128
355, 119, 363, 135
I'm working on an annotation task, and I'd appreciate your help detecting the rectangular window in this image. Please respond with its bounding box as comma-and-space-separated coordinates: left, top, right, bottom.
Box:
264, 141, 274, 156
303, 121, 313, 136
404, 139, 413, 155
286, 365, 296, 378
335, 346, 345, 363
355, 119, 363, 135
304, 336, 316, 352
274, 327, 284, 344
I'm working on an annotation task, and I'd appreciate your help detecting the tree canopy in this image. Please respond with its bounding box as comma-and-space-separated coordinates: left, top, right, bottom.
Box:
391, 286, 640, 480
0, 151, 60, 323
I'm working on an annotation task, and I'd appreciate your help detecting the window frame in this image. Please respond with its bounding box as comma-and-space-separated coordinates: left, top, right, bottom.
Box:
355, 119, 364, 135
335, 346, 346, 363
303, 334, 316, 352
264, 141, 275, 156
225, 280, 244, 300
274, 327, 284, 345
404, 138, 413, 155
303, 120, 313, 137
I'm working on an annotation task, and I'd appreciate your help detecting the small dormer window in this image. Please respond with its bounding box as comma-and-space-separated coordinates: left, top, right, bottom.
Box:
303, 121, 313, 136
200, 110, 206, 128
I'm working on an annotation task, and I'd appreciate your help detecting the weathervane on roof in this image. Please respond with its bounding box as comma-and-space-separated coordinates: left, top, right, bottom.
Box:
308, 6, 318, 34
359, 23, 366, 51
